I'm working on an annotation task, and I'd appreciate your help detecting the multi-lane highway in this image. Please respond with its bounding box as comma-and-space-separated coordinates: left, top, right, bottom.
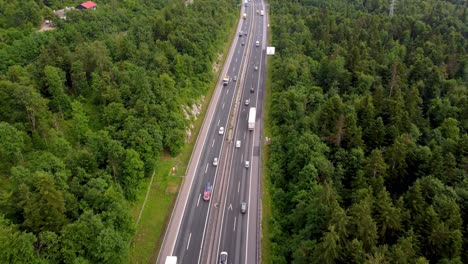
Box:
157, 0, 267, 263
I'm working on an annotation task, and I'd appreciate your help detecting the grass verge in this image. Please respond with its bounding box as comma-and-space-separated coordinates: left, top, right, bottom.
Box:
261, 10, 273, 264
128, 10, 240, 264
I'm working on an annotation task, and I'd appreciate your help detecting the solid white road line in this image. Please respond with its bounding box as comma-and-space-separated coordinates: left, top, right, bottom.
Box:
197, 194, 201, 207
187, 233, 192, 250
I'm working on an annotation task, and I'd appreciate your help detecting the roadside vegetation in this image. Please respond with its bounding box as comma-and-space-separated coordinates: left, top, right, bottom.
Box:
266, 0, 467, 263
0, 0, 236, 262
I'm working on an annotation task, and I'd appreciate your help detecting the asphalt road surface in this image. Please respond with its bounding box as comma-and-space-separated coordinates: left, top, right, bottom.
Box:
157, 0, 267, 263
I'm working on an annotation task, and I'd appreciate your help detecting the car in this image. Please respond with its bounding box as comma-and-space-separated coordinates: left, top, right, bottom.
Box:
219, 127, 224, 134
245, 161, 250, 168
245, 99, 250, 105
256, 9, 259, 13
241, 202, 247, 214
213, 157, 218, 166
244, 31, 247, 36
254, 65, 258, 71
233, 76, 237, 82
236, 140, 241, 148
255, 40, 260, 47
219, 252, 228, 264
250, 87, 255, 93
241, 41, 245, 46
203, 182, 212, 201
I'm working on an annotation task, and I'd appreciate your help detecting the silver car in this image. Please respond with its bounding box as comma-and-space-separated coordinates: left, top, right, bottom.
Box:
241, 202, 247, 214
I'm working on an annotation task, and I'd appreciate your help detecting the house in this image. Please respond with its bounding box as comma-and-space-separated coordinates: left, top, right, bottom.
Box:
76, 1, 97, 10
54, 6, 74, 19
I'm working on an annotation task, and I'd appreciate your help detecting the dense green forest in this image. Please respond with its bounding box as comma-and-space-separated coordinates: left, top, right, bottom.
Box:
268, 0, 467, 263
0, 0, 236, 262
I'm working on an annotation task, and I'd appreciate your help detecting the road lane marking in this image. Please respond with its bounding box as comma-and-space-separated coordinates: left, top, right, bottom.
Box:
241, 154, 244, 162
235, 58, 238, 63
186, 233, 192, 250
222, 102, 225, 109
234, 217, 237, 231
228, 204, 233, 210
197, 194, 201, 207
238, 181, 240, 193
226, 89, 229, 94
217, 119, 220, 126
244, 132, 246, 139
212, 139, 216, 147
205, 163, 209, 173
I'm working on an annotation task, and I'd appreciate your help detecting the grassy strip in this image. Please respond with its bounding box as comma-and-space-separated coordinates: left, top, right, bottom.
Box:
128, 11, 240, 264
261, 10, 273, 264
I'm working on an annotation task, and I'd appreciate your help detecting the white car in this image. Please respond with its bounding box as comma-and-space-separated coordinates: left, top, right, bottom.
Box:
236, 140, 241, 148
219, 252, 228, 264
245, 161, 250, 168
213, 157, 218, 166
255, 40, 259, 47
245, 99, 250, 105
219, 127, 224, 135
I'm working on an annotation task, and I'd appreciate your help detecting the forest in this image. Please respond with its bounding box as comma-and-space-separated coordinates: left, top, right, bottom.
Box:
0, 0, 236, 262
267, 0, 467, 263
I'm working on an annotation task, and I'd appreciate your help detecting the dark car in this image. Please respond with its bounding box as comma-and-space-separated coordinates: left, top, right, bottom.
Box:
250, 87, 255, 93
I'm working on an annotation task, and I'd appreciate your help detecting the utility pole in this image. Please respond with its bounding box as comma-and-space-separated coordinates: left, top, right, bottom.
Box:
389, 0, 396, 16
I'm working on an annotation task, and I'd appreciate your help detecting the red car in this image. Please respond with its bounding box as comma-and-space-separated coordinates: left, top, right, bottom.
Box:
203, 182, 212, 201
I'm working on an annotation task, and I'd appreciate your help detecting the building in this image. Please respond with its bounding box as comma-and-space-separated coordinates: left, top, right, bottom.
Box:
54, 6, 74, 19
76, 1, 97, 10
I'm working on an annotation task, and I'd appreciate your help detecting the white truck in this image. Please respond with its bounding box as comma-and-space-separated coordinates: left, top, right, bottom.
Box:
165, 256, 177, 264
248, 107, 256, 130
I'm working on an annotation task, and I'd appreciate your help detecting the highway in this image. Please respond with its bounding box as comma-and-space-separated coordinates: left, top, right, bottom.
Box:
157, 0, 267, 263
203, 0, 266, 263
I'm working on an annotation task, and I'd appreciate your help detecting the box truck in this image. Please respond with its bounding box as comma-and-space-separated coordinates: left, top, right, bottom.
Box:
248, 107, 256, 130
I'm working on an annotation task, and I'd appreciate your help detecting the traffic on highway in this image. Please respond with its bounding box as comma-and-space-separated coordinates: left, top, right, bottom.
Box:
158, 0, 267, 262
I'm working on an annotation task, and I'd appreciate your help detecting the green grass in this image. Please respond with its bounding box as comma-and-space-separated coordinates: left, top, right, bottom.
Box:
128, 12, 240, 264
261, 12, 273, 264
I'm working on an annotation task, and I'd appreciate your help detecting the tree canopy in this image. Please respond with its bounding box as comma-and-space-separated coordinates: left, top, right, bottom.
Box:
0, 0, 236, 262
267, 0, 467, 263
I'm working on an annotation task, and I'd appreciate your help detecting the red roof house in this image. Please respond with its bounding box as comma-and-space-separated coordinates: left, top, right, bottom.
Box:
77, 1, 97, 10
